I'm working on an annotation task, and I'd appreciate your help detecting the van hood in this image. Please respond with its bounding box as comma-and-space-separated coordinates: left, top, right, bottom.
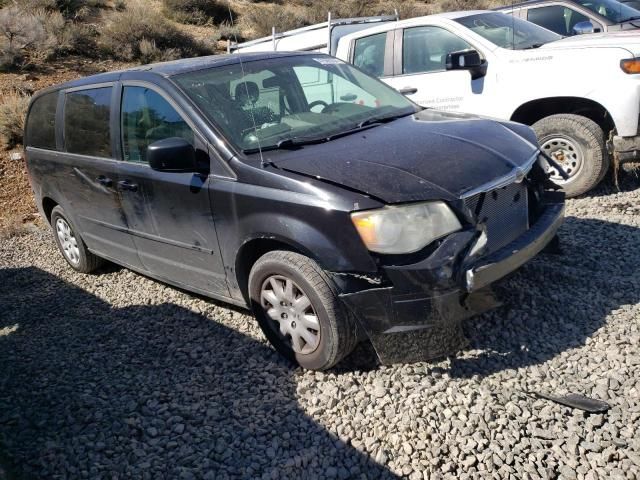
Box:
259, 110, 540, 204
540, 32, 640, 56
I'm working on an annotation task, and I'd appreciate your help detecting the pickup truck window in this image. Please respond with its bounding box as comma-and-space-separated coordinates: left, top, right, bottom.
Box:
353, 32, 387, 77
527, 5, 591, 36
456, 12, 561, 49
174, 55, 416, 153
574, 0, 640, 23
403, 26, 472, 75
121, 86, 194, 163
25, 92, 57, 150
64, 87, 112, 158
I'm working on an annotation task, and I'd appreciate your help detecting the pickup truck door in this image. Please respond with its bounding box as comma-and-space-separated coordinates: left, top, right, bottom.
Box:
382, 26, 486, 114
115, 83, 229, 297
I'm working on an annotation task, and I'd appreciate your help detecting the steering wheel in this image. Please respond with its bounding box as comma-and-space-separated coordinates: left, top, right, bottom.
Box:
308, 100, 329, 112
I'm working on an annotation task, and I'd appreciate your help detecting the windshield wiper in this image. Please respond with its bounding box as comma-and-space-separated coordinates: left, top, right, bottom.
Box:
242, 112, 415, 154
622, 15, 640, 22
243, 136, 329, 154
521, 43, 545, 50
357, 112, 413, 129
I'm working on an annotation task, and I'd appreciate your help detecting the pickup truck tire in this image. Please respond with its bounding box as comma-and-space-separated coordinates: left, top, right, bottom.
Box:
51, 206, 104, 273
533, 114, 608, 197
248, 250, 358, 371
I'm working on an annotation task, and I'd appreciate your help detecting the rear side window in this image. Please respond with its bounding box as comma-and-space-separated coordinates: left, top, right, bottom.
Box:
353, 32, 387, 77
26, 92, 57, 150
64, 87, 112, 158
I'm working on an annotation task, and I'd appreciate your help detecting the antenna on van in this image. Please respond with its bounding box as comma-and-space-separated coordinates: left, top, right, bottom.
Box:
327, 11, 332, 55
511, 0, 515, 50
226, 2, 266, 167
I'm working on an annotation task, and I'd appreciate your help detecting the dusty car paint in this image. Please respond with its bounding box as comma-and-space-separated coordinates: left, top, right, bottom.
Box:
25, 52, 565, 364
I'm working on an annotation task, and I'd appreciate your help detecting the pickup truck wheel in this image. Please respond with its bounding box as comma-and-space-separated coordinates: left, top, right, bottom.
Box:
51, 206, 103, 273
533, 114, 608, 197
248, 251, 358, 371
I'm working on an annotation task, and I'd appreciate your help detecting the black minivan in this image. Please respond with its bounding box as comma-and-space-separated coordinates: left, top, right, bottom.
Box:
25, 52, 565, 370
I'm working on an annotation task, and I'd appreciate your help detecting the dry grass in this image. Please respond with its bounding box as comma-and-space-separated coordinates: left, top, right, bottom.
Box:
162, 0, 232, 25
0, 213, 32, 240
100, 0, 211, 62
0, 92, 30, 150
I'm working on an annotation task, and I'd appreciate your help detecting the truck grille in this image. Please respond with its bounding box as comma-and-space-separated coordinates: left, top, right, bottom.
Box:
464, 183, 529, 255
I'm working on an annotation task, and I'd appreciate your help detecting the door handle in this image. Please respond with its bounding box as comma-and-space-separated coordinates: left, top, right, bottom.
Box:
399, 87, 418, 96
96, 175, 113, 187
117, 180, 138, 192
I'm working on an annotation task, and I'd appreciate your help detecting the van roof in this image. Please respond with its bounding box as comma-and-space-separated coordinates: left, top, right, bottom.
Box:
38, 51, 315, 93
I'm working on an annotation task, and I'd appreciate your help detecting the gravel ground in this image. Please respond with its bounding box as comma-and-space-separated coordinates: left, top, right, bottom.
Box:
1, 180, 640, 480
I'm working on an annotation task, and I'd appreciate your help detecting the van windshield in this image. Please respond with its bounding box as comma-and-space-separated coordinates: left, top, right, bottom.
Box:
456, 12, 562, 49
173, 55, 418, 153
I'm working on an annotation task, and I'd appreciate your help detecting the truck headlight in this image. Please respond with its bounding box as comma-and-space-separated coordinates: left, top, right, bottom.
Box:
351, 201, 462, 254
620, 58, 640, 74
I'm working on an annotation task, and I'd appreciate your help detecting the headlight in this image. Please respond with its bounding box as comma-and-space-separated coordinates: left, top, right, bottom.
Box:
620, 58, 640, 74
350, 201, 462, 254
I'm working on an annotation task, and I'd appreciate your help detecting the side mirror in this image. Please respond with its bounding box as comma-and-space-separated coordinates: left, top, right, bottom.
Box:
446, 49, 487, 80
147, 137, 196, 172
572, 20, 595, 35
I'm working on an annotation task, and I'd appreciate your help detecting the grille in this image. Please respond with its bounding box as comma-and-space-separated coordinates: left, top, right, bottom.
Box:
464, 183, 529, 255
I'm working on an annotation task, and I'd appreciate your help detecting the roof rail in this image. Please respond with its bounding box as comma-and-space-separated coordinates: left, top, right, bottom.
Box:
228, 12, 399, 54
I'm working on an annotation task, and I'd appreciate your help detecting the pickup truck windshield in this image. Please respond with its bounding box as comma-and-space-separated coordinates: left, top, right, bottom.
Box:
456, 12, 562, 49
574, 0, 640, 23
174, 55, 417, 153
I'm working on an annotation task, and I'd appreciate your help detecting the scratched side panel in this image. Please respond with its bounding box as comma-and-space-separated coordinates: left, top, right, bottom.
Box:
117, 161, 229, 297
27, 149, 142, 268
211, 159, 383, 302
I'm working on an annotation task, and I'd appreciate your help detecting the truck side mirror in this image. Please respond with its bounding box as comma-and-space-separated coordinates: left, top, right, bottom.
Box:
147, 137, 197, 173
572, 21, 595, 35
446, 49, 487, 80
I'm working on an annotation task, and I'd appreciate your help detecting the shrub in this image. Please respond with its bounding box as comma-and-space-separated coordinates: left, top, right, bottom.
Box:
0, 92, 30, 150
138, 39, 180, 64
240, 4, 309, 38
212, 22, 244, 43
162, 0, 233, 25
101, 0, 211, 62
0, 215, 31, 240
0, 7, 50, 70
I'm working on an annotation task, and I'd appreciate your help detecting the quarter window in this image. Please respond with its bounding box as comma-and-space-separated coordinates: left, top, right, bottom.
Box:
121, 86, 194, 163
403, 26, 473, 75
527, 6, 591, 36
26, 92, 57, 150
64, 87, 112, 157
353, 32, 387, 77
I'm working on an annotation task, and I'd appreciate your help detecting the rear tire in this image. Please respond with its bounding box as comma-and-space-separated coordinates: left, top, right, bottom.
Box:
51, 206, 103, 273
248, 251, 358, 370
533, 114, 609, 197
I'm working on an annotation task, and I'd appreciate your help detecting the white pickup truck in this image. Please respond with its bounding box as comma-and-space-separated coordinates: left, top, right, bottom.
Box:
232, 10, 640, 196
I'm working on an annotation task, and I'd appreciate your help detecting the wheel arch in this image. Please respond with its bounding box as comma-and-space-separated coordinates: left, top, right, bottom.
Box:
41, 197, 59, 224
234, 236, 313, 305
510, 97, 616, 135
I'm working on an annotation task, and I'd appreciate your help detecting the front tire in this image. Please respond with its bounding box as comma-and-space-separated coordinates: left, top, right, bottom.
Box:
533, 114, 609, 197
248, 251, 358, 370
51, 206, 104, 273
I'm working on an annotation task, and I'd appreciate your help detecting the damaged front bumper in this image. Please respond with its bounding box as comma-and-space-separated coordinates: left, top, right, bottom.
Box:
337, 200, 565, 365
